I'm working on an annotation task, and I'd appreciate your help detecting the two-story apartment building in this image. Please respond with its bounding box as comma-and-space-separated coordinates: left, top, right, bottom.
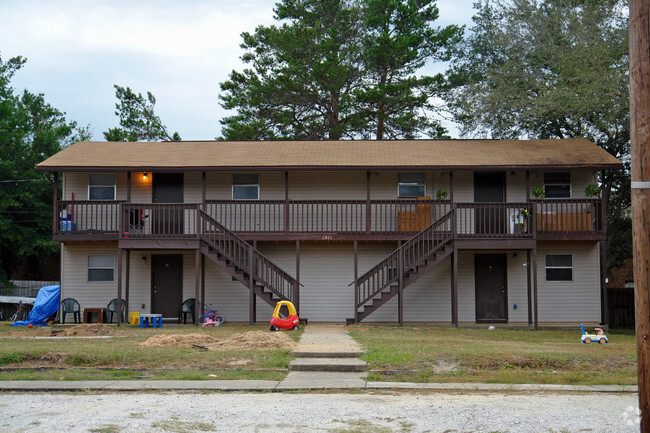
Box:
36, 139, 622, 327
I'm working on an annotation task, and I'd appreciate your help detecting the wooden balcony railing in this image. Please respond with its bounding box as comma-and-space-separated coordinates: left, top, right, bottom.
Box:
53, 199, 604, 240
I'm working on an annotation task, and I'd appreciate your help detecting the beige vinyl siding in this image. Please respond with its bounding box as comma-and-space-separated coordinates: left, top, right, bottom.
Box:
536, 243, 600, 322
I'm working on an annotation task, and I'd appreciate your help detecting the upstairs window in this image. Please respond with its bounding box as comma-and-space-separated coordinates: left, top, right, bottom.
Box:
88, 255, 115, 282
232, 174, 259, 200
544, 172, 571, 198
88, 173, 116, 200
398, 173, 425, 198
545, 254, 573, 281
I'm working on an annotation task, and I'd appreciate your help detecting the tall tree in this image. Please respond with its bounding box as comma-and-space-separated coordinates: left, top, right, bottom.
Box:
445, 0, 630, 269
0, 54, 81, 283
357, 0, 461, 139
104, 85, 181, 142
219, 0, 460, 140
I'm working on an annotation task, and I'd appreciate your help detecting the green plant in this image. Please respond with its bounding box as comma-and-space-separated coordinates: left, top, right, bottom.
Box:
516, 208, 530, 220
435, 189, 449, 200
532, 186, 546, 202
585, 184, 602, 198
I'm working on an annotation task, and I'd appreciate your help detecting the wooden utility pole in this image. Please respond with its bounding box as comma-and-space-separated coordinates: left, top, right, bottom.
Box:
630, 0, 650, 430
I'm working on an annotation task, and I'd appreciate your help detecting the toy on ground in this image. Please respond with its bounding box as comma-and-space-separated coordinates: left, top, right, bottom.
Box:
580, 324, 608, 344
200, 309, 224, 326
270, 300, 299, 331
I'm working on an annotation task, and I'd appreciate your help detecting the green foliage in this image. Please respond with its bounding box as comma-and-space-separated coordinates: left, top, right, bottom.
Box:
584, 183, 602, 198
435, 189, 448, 200
104, 85, 181, 142
0, 53, 80, 282
219, 0, 461, 140
445, 0, 630, 269
531, 186, 545, 201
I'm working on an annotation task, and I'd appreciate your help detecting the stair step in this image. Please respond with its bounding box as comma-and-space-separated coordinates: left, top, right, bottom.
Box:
293, 350, 364, 358
289, 358, 369, 372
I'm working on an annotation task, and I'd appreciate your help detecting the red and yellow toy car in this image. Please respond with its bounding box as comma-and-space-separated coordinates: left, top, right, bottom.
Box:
270, 300, 300, 331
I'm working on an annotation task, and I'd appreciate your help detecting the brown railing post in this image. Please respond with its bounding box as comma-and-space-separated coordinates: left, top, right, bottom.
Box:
354, 240, 359, 324
285, 172, 289, 234
196, 204, 200, 239
248, 247, 255, 325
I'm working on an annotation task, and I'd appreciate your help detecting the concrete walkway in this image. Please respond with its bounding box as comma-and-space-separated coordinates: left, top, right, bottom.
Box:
280, 324, 368, 389
0, 325, 638, 393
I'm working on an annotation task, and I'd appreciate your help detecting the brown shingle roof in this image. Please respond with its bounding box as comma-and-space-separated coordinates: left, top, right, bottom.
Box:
36, 139, 622, 171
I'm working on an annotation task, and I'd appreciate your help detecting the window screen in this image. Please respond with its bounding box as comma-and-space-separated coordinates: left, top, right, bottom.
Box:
88, 255, 115, 282
232, 174, 259, 200
545, 254, 573, 281
89, 173, 116, 200
398, 173, 425, 197
544, 172, 571, 198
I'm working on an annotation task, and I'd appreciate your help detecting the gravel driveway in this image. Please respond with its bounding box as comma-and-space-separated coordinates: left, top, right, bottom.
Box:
0, 391, 640, 433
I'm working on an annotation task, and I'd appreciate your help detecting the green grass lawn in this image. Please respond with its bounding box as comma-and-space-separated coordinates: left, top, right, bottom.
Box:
0, 323, 301, 381
348, 326, 637, 385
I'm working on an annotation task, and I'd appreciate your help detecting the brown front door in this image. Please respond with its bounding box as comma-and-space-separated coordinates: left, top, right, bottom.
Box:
474, 172, 506, 235
152, 173, 184, 234
475, 254, 508, 323
151, 254, 183, 318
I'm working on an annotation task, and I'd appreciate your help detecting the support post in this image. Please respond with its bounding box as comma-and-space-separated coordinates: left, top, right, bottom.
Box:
354, 240, 358, 324
532, 247, 538, 330
398, 250, 404, 326
249, 248, 255, 325
630, 0, 650, 428
295, 240, 300, 313
600, 173, 609, 325
451, 247, 458, 327
285, 171, 289, 234
195, 248, 200, 326
125, 250, 130, 319
366, 171, 371, 234
527, 250, 532, 327
449, 171, 454, 202
52, 172, 58, 235
201, 254, 205, 325
116, 248, 123, 326
127, 172, 131, 202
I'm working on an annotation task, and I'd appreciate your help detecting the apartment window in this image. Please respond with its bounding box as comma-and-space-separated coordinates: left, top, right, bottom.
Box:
544, 172, 571, 198
88, 255, 115, 282
88, 173, 116, 200
545, 254, 573, 281
398, 173, 425, 197
232, 174, 259, 200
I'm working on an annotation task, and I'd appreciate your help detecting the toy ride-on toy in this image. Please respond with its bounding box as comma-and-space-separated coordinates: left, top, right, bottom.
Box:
580, 324, 608, 344
270, 300, 299, 331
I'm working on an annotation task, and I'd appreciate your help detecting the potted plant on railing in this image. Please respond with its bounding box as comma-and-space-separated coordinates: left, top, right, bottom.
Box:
512, 208, 530, 234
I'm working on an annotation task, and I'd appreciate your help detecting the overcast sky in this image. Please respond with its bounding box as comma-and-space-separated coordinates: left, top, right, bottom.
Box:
2, 0, 476, 141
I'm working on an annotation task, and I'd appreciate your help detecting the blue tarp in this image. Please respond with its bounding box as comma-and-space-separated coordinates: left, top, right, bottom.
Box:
12, 285, 60, 327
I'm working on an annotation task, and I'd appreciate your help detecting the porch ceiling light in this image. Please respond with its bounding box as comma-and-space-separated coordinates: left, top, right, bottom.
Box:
142, 172, 149, 180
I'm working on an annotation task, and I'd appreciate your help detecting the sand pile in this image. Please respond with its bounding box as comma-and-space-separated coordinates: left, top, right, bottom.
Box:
54, 324, 118, 337
138, 331, 297, 351
206, 331, 297, 351
139, 333, 220, 348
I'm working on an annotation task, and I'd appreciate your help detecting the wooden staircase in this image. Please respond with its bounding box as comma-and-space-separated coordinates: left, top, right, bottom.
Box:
347, 210, 455, 324
199, 210, 298, 309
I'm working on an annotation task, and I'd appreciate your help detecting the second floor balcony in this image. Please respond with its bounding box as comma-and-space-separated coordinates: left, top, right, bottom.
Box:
53, 198, 605, 243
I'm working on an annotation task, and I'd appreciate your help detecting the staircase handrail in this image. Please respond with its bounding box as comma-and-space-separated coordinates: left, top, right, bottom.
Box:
200, 210, 299, 302
353, 209, 455, 307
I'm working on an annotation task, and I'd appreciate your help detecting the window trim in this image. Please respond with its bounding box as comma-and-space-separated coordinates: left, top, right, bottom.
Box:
543, 172, 571, 199
88, 173, 116, 201
232, 174, 259, 200
397, 173, 426, 198
87, 254, 115, 282
545, 254, 573, 282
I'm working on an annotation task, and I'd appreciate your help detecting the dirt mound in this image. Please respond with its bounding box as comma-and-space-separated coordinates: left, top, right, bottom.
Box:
53, 324, 118, 337
139, 333, 220, 348
206, 331, 297, 351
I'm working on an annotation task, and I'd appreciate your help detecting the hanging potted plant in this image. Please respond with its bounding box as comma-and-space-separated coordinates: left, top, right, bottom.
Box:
532, 186, 546, 202
436, 189, 449, 200
585, 184, 602, 198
